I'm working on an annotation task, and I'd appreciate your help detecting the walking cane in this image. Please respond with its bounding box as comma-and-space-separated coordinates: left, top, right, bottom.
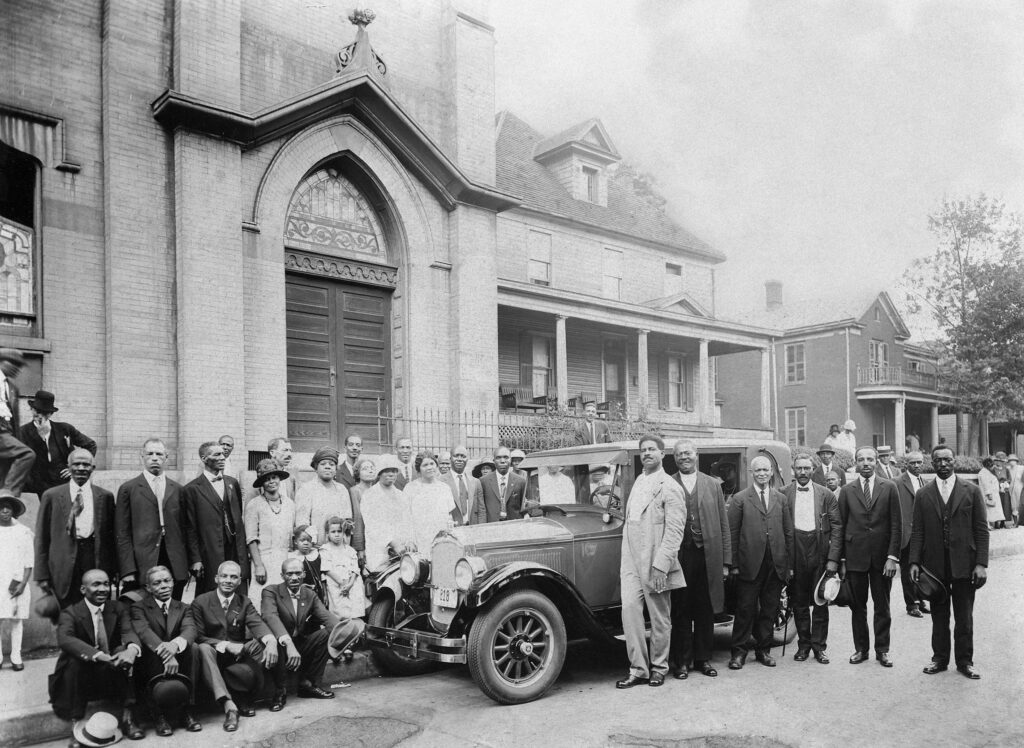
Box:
781, 587, 789, 657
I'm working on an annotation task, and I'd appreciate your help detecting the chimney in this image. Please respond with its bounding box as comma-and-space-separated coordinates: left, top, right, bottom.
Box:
765, 280, 783, 311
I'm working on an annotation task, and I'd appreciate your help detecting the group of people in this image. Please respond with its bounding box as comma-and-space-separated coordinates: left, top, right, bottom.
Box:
978, 451, 1023, 529
616, 436, 989, 690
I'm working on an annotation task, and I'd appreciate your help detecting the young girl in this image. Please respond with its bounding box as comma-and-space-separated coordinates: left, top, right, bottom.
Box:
0, 496, 32, 671
288, 524, 328, 607
321, 517, 367, 621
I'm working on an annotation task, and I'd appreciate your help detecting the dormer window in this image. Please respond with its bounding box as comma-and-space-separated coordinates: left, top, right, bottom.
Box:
533, 118, 620, 208
583, 166, 599, 203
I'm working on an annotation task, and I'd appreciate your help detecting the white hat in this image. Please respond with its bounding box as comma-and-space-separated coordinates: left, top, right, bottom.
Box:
813, 572, 842, 607
73, 712, 123, 747
843, 419, 856, 431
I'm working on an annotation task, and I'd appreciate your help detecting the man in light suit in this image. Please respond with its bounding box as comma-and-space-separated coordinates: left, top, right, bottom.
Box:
183, 442, 248, 593
875, 445, 898, 481
336, 433, 362, 489
811, 443, 846, 488
783, 453, 842, 663
896, 452, 928, 618
668, 440, 731, 679
116, 438, 189, 599
616, 434, 685, 688
19, 389, 97, 498
35, 449, 117, 608
838, 446, 901, 667
441, 444, 482, 526
910, 445, 989, 679
574, 401, 611, 445
478, 446, 527, 522
727, 456, 793, 670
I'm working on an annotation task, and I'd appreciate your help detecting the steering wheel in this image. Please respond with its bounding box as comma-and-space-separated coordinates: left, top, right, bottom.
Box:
590, 485, 622, 512
533, 504, 569, 517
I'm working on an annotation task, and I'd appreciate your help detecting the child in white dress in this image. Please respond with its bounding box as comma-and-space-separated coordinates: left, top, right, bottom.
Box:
321, 517, 366, 621
0, 496, 33, 671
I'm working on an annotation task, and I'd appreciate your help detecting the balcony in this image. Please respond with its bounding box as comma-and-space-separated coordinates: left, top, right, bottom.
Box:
855, 365, 938, 390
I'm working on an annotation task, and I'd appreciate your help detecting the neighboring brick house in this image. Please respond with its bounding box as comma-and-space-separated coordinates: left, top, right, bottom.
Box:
717, 283, 959, 456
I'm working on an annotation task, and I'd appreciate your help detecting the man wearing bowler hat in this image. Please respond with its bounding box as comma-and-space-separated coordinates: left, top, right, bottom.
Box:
0, 349, 35, 503
20, 389, 97, 497
910, 445, 989, 679
812, 443, 846, 488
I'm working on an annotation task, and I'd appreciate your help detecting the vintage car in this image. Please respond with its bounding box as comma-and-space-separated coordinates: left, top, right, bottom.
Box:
364, 437, 793, 705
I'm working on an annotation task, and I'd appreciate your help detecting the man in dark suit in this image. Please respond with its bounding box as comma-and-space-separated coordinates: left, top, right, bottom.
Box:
896, 452, 929, 618
393, 436, 415, 489
35, 449, 117, 608
811, 443, 846, 488
478, 446, 527, 522
910, 446, 989, 679
727, 455, 793, 670
783, 453, 842, 663
49, 569, 144, 741
261, 558, 363, 710
129, 565, 202, 736
441, 444, 483, 526
183, 441, 248, 593
668, 440, 731, 679
336, 433, 362, 489
874, 445, 898, 481
116, 438, 189, 599
191, 561, 277, 732
837, 446, 902, 667
574, 401, 611, 445
19, 389, 97, 497
0, 348, 35, 503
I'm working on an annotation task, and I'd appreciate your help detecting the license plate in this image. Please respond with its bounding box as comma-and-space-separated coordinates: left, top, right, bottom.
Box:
432, 587, 458, 609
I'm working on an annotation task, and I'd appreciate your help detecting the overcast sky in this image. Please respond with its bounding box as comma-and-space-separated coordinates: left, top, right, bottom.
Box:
489, 0, 1024, 335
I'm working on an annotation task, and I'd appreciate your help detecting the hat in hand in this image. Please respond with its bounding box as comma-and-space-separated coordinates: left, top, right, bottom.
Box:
913, 565, 949, 604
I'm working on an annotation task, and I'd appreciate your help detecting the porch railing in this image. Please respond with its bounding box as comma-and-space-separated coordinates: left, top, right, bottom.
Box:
856, 364, 938, 390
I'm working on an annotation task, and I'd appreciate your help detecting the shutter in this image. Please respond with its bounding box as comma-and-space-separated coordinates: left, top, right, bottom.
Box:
519, 333, 532, 386
657, 353, 669, 410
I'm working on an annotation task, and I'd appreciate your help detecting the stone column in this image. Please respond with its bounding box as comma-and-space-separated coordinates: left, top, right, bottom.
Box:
636, 329, 649, 415
930, 404, 940, 450
555, 316, 568, 408
698, 339, 710, 425
760, 347, 772, 429
894, 397, 906, 456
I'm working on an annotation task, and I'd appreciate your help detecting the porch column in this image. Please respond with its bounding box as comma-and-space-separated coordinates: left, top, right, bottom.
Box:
698, 339, 710, 424
636, 329, 649, 414
894, 397, 906, 456
555, 315, 569, 408
760, 347, 771, 429
930, 404, 940, 451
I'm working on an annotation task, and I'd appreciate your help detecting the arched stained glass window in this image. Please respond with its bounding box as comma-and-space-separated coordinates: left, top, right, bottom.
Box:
285, 167, 388, 263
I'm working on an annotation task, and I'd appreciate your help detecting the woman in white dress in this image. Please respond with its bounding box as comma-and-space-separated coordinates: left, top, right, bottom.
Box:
244, 459, 296, 610
979, 457, 1005, 528
0, 496, 33, 671
360, 454, 416, 571
404, 452, 457, 554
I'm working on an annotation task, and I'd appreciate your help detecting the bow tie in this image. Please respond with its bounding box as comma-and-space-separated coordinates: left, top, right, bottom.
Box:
290, 592, 301, 600
210, 475, 223, 482
797, 486, 810, 492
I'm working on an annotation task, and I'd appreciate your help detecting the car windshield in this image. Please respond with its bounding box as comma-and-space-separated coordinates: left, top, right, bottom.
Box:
522, 462, 627, 512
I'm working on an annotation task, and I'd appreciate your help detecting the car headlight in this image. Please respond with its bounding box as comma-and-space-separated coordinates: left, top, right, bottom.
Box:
399, 552, 430, 586
454, 556, 487, 591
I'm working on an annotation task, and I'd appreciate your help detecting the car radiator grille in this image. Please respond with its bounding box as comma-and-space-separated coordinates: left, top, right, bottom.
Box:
430, 537, 463, 627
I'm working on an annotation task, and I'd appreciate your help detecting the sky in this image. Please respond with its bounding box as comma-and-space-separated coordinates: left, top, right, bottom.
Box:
488, 0, 1024, 336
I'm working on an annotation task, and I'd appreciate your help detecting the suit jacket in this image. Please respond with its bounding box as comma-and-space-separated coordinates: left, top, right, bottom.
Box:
895, 472, 928, 551
392, 459, 415, 490
728, 485, 794, 582
34, 482, 117, 599
874, 463, 898, 481
673, 471, 732, 612
837, 476, 902, 573
783, 481, 842, 566
1, 380, 21, 432
574, 419, 611, 445
909, 477, 989, 581
261, 582, 339, 642
182, 473, 248, 590
190, 590, 271, 645
130, 595, 197, 653
441, 470, 483, 525
811, 462, 847, 487
621, 469, 686, 592
479, 470, 527, 522
20, 420, 97, 495
336, 462, 358, 490
115, 473, 189, 581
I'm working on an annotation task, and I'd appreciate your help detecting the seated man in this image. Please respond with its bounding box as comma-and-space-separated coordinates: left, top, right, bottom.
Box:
129, 565, 202, 737
191, 561, 277, 733
49, 569, 144, 744
578, 464, 613, 506
261, 557, 364, 710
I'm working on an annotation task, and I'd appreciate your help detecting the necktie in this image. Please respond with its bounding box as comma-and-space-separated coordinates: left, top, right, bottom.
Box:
222, 597, 231, 614
759, 488, 767, 511
67, 488, 84, 537
458, 474, 469, 517
940, 479, 950, 503
94, 607, 109, 653
589, 422, 595, 443
499, 477, 506, 498
863, 479, 873, 509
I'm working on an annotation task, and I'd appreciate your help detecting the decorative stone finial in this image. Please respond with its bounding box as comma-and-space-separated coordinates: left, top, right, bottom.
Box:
336, 7, 387, 81
348, 8, 376, 27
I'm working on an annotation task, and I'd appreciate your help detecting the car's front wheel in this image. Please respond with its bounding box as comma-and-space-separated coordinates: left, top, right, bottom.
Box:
466, 588, 567, 705
367, 595, 437, 676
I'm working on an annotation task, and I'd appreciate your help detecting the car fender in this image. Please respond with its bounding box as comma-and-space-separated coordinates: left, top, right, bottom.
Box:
367, 559, 404, 602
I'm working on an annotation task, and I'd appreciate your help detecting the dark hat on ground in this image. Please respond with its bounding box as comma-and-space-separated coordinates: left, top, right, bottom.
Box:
813, 571, 842, 607
73, 711, 123, 747
816, 443, 835, 455
34, 592, 60, 623
0, 494, 26, 518
223, 661, 259, 693
913, 565, 949, 604
327, 618, 366, 660
472, 460, 496, 479
27, 389, 59, 414
0, 348, 26, 368
253, 458, 290, 488
311, 446, 340, 468
148, 673, 192, 711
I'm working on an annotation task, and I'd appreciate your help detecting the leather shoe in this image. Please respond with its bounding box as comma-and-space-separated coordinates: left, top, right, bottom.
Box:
223, 710, 239, 732
957, 664, 981, 680
11, 662, 24, 672
849, 651, 869, 664
122, 715, 144, 741
615, 674, 648, 688
793, 648, 810, 661
183, 713, 202, 732
297, 684, 334, 699
672, 668, 688, 680
877, 652, 893, 668
696, 661, 717, 677
923, 661, 948, 674
814, 651, 830, 665
907, 605, 923, 618
269, 689, 286, 711
755, 651, 776, 667
727, 654, 745, 670
237, 705, 256, 718
919, 602, 930, 614
648, 672, 665, 687
155, 716, 173, 737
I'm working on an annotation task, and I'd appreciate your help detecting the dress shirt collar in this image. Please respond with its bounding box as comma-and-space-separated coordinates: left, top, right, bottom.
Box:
85, 599, 104, 618
678, 471, 698, 492
69, 479, 93, 498
217, 592, 234, 609
146, 471, 165, 487
203, 469, 223, 483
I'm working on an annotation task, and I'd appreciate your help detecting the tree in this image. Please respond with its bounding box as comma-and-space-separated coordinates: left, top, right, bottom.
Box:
902, 195, 1024, 448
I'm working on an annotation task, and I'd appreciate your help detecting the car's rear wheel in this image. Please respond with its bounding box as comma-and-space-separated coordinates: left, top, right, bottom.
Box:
367, 595, 438, 676
467, 588, 567, 705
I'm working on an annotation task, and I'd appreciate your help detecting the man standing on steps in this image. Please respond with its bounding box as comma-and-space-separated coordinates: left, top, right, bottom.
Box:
0, 349, 34, 505
20, 389, 97, 499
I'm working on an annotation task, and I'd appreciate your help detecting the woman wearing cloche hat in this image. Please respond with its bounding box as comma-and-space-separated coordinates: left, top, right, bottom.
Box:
243, 459, 296, 610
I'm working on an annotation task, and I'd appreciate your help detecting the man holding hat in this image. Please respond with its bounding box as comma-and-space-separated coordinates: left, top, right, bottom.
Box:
910, 445, 989, 679
129, 565, 202, 736
0, 348, 35, 503
896, 452, 929, 618
812, 443, 846, 488
294, 446, 363, 555
20, 389, 97, 498
574, 401, 611, 445
0, 493, 33, 671
875, 446, 897, 481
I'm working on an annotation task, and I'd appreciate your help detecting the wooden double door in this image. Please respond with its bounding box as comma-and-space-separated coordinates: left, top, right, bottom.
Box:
286, 275, 391, 451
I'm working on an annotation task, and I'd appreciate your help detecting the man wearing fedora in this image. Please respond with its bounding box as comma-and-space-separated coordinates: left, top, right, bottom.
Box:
811, 443, 846, 488
20, 389, 97, 498
783, 453, 842, 664
50, 569, 144, 743
896, 451, 929, 618
35, 449, 117, 609
0, 348, 35, 503
129, 565, 201, 736
874, 446, 897, 481
910, 445, 989, 679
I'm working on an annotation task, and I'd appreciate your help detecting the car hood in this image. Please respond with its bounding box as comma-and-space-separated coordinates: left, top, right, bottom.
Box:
447, 517, 573, 548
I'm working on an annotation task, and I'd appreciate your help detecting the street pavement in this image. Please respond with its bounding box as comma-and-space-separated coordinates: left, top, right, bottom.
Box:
20, 540, 1024, 748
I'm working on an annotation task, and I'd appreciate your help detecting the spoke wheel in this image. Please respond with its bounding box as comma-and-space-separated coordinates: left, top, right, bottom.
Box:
367, 594, 438, 677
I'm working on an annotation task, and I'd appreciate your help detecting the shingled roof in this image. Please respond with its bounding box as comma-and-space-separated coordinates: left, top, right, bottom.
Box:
495, 111, 724, 262
719, 288, 911, 338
